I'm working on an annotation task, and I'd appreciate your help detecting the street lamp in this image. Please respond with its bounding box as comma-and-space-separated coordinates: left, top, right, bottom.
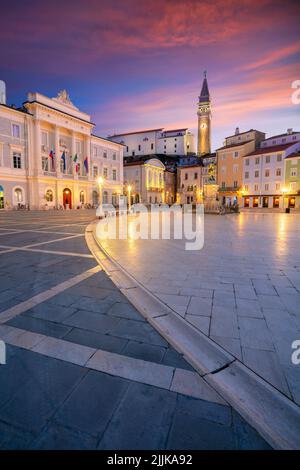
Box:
282, 187, 288, 210
96, 176, 104, 218
127, 185, 132, 212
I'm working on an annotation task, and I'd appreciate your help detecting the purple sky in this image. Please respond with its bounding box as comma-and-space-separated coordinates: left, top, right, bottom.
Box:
1, 0, 299, 149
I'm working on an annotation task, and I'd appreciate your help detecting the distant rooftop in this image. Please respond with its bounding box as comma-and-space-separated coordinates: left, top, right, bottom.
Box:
225, 129, 264, 139
246, 142, 296, 156
263, 131, 300, 141
217, 140, 254, 151
109, 128, 164, 138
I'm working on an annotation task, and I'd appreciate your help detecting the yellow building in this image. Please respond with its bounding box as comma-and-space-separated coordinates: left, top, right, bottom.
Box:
177, 164, 202, 204
217, 128, 265, 206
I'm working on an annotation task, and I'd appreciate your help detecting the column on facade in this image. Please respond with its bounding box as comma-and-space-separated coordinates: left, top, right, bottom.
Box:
34, 119, 41, 175
85, 135, 91, 178
71, 131, 76, 177
54, 126, 60, 175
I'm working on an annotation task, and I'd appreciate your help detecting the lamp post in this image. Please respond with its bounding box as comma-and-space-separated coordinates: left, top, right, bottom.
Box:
96, 176, 104, 218
127, 185, 132, 213
282, 187, 288, 210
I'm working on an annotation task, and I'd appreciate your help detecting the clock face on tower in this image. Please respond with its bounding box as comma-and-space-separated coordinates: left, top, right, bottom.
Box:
201, 123, 207, 129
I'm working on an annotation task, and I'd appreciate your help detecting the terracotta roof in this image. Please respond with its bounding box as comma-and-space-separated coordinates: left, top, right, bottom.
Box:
216, 140, 254, 151
285, 152, 300, 159
245, 142, 296, 156
109, 128, 163, 138
162, 128, 188, 133
124, 160, 145, 166
225, 129, 264, 139
263, 132, 300, 140
91, 134, 125, 146
0, 103, 32, 116
179, 163, 202, 169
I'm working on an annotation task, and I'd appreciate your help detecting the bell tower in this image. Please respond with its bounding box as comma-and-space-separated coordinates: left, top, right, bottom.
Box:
197, 71, 211, 156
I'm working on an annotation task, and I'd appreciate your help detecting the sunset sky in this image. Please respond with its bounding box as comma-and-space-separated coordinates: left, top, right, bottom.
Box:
1, 0, 299, 149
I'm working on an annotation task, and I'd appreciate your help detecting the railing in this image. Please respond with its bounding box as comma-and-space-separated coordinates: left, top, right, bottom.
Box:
218, 186, 240, 192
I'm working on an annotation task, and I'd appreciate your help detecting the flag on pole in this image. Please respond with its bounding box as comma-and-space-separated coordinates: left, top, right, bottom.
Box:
61, 151, 66, 171
49, 150, 55, 170
84, 157, 88, 173
72, 154, 78, 173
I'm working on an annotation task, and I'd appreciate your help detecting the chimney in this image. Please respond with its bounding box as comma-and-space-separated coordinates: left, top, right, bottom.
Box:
0, 80, 6, 105
287, 128, 293, 135
235, 127, 240, 135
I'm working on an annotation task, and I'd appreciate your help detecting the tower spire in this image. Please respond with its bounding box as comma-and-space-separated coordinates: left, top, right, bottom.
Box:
197, 70, 211, 156
199, 71, 210, 103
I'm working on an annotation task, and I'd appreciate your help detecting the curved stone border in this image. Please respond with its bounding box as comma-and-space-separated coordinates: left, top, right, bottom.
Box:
86, 221, 300, 450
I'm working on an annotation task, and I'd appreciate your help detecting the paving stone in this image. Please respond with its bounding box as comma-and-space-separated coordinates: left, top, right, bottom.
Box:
107, 302, 145, 321
121, 341, 165, 363
171, 369, 226, 404
0, 421, 33, 450
257, 294, 286, 310
47, 292, 81, 307
179, 287, 213, 298
210, 307, 239, 339
176, 394, 231, 426
232, 411, 272, 450
33, 336, 96, 366
236, 298, 263, 318
0, 352, 32, 407
238, 317, 275, 351
63, 310, 120, 333
30, 423, 97, 450
210, 335, 242, 360
0, 379, 56, 432
98, 382, 176, 450
55, 370, 129, 436
252, 280, 277, 296
109, 318, 168, 347
242, 347, 291, 397
67, 296, 113, 314
24, 303, 77, 323
186, 297, 212, 316
234, 285, 257, 300
213, 291, 236, 308
161, 348, 194, 371
67, 285, 114, 300
185, 314, 210, 335
63, 327, 128, 353
7, 315, 72, 338
166, 411, 235, 450
86, 348, 174, 388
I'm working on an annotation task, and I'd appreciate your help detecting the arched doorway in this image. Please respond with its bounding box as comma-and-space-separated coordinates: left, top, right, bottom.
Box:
92, 190, 99, 205
79, 191, 85, 204
103, 191, 108, 204
0, 185, 4, 209
63, 188, 72, 209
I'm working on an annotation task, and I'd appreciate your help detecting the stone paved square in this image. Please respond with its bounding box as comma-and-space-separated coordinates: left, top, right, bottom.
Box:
0, 211, 292, 450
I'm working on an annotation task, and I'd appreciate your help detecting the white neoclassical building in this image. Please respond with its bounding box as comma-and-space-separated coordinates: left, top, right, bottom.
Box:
109, 128, 195, 158
0, 86, 124, 210
124, 158, 166, 204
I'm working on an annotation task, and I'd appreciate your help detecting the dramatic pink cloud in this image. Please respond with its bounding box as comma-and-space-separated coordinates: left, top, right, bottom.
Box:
1, 0, 299, 149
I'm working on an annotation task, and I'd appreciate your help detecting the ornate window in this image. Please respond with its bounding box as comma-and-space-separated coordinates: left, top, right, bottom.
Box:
45, 189, 53, 202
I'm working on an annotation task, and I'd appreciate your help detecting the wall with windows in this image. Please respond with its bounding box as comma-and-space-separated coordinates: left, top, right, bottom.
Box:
0, 89, 124, 209
241, 142, 300, 208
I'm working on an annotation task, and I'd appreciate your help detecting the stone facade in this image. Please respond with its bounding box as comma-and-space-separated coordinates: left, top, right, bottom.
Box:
123, 158, 165, 204
0, 89, 123, 210
109, 128, 195, 157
